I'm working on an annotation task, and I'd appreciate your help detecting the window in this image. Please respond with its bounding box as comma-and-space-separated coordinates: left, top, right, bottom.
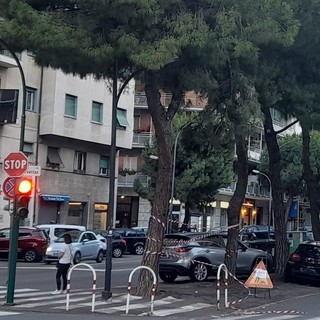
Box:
23, 143, 33, 156
47, 147, 64, 168
92, 101, 103, 123
116, 108, 129, 128
99, 156, 109, 176
65, 94, 77, 118
26, 87, 37, 112
74, 151, 86, 172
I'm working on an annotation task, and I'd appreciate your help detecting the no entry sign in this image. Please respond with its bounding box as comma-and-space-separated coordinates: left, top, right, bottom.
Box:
3, 152, 28, 177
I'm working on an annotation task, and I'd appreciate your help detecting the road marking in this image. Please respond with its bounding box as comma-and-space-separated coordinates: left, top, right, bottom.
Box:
0, 311, 21, 316
141, 302, 212, 316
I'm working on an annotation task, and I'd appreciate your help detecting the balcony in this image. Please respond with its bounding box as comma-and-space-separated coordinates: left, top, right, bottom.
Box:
248, 147, 261, 162
118, 174, 150, 187
0, 50, 20, 68
219, 181, 271, 198
132, 132, 154, 147
134, 93, 148, 107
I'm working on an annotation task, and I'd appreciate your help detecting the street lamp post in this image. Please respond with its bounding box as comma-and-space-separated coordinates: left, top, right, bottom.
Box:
167, 130, 181, 233
252, 169, 272, 240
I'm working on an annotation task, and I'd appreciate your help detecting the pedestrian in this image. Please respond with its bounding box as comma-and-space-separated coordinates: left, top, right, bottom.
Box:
51, 233, 73, 294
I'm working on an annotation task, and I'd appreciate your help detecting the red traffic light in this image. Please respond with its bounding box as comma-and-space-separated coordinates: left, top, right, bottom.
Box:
16, 179, 32, 195
15, 179, 33, 219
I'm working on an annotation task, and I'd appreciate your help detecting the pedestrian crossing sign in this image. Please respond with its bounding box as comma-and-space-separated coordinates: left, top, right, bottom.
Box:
244, 260, 273, 289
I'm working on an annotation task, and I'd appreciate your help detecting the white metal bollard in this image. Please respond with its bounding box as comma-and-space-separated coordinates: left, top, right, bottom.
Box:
126, 266, 157, 315
65, 263, 96, 312
217, 263, 229, 310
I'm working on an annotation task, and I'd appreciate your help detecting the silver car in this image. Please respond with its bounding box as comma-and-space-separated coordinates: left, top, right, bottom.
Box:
44, 230, 106, 264
159, 232, 274, 282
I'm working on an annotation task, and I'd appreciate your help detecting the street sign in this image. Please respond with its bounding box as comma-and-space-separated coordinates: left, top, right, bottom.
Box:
2, 177, 15, 199
3, 152, 28, 177
24, 165, 41, 176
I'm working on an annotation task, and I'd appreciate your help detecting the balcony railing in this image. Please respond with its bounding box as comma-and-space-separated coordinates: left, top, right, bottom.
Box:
132, 132, 154, 147
118, 174, 150, 187
0, 50, 21, 68
134, 93, 148, 106
219, 181, 271, 198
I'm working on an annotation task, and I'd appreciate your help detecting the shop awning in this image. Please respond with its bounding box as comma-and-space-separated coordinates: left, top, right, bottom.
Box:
40, 194, 70, 202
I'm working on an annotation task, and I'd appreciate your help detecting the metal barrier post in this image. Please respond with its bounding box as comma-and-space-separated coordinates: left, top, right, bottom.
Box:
66, 263, 96, 312
217, 263, 229, 310
126, 266, 157, 315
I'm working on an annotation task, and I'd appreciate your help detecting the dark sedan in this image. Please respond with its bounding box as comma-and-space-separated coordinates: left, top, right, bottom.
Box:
111, 228, 146, 255
284, 241, 320, 283
95, 230, 127, 258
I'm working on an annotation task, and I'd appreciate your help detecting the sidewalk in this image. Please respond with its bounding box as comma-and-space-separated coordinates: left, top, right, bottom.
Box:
155, 275, 320, 315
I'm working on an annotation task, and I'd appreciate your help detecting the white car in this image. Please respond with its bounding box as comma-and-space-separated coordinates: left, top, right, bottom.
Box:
44, 230, 105, 264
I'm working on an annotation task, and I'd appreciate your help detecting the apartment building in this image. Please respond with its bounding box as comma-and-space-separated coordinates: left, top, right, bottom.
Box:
0, 50, 135, 229
117, 81, 303, 231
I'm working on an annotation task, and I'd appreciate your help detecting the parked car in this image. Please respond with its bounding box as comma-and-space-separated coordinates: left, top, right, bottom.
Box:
159, 232, 274, 283
36, 224, 86, 244
284, 241, 320, 283
131, 227, 148, 235
95, 230, 127, 258
0, 227, 48, 262
240, 225, 275, 241
112, 228, 146, 255
44, 230, 105, 264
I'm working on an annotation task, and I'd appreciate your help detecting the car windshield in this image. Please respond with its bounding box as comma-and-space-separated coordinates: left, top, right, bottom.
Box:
55, 230, 81, 243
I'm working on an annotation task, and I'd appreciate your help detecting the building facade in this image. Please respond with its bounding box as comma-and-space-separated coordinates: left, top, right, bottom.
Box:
0, 50, 135, 229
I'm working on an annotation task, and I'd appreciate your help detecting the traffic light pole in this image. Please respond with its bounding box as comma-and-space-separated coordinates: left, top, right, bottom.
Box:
0, 39, 27, 306
6, 190, 19, 305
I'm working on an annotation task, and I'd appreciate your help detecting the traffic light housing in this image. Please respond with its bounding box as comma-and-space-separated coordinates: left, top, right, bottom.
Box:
15, 179, 32, 219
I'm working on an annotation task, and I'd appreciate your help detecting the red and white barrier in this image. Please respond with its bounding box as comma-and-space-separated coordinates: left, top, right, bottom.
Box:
66, 263, 96, 312
126, 266, 157, 315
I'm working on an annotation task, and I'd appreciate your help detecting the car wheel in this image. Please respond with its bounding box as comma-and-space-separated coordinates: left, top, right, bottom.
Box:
190, 262, 209, 282
159, 272, 178, 283
112, 247, 123, 258
74, 252, 81, 264
134, 244, 144, 255
96, 250, 104, 263
23, 249, 38, 262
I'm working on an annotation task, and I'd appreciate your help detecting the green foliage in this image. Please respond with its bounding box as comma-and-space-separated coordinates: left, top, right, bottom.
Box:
259, 132, 320, 197
173, 112, 234, 208
0, 0, 209, 77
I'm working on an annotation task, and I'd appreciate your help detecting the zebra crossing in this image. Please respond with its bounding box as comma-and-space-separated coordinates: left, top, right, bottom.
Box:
0, 285, 213, 316
0, 286, 316, 319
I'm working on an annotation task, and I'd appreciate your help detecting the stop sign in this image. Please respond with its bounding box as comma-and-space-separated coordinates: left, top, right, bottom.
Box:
3, 152, 28, 177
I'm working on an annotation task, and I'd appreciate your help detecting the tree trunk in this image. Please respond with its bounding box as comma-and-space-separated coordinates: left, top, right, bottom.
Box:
136, 71, 172, 296
261, 105, 288, 277
181, 201, 191, 231
301, 123, 320, 241
225, 132, 248, 276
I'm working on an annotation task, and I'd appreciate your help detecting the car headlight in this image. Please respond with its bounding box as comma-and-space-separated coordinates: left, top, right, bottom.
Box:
46, 247, 52, 254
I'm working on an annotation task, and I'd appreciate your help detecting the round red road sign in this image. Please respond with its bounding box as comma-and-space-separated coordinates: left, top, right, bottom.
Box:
3, 152, 28, 177
2, 177, 15, 199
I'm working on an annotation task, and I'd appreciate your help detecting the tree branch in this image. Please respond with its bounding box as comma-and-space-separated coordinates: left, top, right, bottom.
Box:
275, 119, 299, 135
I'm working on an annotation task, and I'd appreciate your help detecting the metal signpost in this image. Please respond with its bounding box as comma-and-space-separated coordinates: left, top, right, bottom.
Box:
3, 152, 28, 305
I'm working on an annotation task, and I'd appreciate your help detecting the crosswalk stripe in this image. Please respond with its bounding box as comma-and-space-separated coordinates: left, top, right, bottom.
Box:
94, 296, 183, 314
0, 311, 21, 316
141, 302, 213, 317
